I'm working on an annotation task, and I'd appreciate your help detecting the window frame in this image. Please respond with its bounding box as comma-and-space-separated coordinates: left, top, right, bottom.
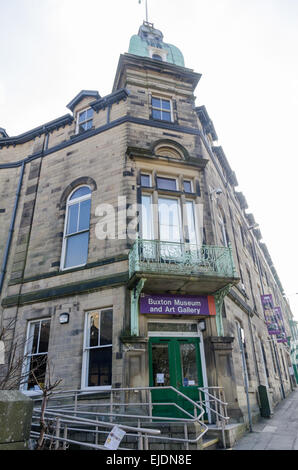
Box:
140, 173, 152, 188
183, 180, 193, 193
156, 175, 178, 191
76, 106, 94, 134
21, 318, 51, 395
151, 96, 173, 122
60, 185, 91, 271
81, 309, 113, 391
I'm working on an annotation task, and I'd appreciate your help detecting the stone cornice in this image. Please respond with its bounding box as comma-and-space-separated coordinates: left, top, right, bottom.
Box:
0, 114, 74, 147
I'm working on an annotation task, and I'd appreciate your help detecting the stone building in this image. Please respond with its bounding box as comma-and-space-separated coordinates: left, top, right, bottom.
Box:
0, 22, 296, 430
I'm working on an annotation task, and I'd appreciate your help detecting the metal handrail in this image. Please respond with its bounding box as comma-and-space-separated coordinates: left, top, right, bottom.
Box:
198, 386, 229, 448
32, 385, 209, 450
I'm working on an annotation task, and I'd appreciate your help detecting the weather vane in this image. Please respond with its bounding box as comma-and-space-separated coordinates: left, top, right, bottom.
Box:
138, 0, 149, 23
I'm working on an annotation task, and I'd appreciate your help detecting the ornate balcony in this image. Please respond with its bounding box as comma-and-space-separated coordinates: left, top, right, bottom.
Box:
128, 239, 239, 295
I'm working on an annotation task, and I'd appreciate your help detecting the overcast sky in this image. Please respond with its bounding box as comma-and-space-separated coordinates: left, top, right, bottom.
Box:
1, 0, 298, 319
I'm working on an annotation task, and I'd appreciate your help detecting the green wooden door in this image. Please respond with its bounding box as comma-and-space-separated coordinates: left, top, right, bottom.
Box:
149, 337, 204, 418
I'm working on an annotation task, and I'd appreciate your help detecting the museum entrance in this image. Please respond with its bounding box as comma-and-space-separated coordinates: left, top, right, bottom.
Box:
148, 336, 204, 418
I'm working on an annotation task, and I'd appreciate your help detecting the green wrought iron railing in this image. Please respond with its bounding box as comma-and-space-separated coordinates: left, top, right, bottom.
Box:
129, 239, 237, 279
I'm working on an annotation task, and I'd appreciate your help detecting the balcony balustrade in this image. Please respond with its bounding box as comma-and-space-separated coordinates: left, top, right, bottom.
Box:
128, 239, 239, 295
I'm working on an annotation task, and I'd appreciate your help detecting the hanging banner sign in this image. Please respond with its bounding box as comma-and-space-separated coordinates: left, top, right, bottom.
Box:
140, 293, 216, 316
261, 294, 280, 335
274, 306, 287, 343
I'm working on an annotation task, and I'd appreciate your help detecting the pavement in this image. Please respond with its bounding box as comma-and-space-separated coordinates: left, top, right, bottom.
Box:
232, 387, 298, 450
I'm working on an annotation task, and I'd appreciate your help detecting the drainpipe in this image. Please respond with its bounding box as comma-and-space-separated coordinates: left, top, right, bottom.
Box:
237, 325, 253, 432
0, 161, 25, 298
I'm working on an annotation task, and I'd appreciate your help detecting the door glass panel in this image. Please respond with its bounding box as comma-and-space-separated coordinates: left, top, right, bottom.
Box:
148, 323, 197, 333
180, 343, 198, 386
152, 344, 170, 386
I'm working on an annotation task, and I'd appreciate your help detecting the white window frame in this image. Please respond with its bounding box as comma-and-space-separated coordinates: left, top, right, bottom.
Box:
218, 211, 229, 247
148, 46, 168, 62
158, 195, 183, 243
60, 185, 91, 271
76, 106, 94, 134
140, 172, 152, 188
141, 193, 154, 240
140, 176, 200, 247
151, 96, 173, 122
183, 179, 193, 193
81, 309, 113, 391
156, 174, 178, 191
21, 318, 51, 396
185, 199, 200, 247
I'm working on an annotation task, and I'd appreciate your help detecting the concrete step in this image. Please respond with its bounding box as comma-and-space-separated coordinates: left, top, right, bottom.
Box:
202, 437, 219, 450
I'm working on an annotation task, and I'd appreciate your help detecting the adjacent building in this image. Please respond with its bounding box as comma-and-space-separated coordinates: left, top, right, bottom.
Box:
0, 22, 296, 429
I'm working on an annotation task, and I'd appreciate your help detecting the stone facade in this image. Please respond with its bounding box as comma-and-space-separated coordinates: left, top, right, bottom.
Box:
0, 22, 296, 430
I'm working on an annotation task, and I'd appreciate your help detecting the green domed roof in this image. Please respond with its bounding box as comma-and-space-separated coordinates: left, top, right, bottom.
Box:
128, 22, 185, 68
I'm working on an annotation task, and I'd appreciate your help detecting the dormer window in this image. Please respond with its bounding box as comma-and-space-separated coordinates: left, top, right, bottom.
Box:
152, 53, 163, 61
77, 107, 93, 134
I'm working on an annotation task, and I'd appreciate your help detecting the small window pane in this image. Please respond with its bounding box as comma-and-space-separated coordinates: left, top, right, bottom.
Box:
162, 100, 171, 110
29, 323, 40, 355
152, 109, 162, 120
89, 313, 99, 347
64, 232, 89, 268
70, 186, 91, 200
86, 108, 93, 119
27, 355, 47, 390
88, 347, 112, 387
86, 120, 93, 130
38, 320, 50, 353
141, 174, 151, 187
79, 110, 87, 122
156, 177, 177, 191
152, 54, 162, 61
152, 97, 161, 108
183, 181, 192, 193
162, 111, 171, 121
67, 203, 79, 234
100, 310, 113, 346
78, 199, 91, 232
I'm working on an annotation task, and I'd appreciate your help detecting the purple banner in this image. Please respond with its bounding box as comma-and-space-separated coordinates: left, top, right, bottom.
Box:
274, 307, 287, 343
261, 294, 280, 335
140, 293, 216, 316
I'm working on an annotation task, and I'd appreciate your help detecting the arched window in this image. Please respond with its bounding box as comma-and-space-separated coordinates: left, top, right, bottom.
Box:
61, 186, 91, 270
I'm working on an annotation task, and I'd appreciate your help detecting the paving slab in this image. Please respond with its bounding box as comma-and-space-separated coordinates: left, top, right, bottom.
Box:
231, 388, 298, 451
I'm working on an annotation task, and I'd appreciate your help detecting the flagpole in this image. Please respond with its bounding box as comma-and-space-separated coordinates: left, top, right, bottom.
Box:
145, 0, 148, 22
